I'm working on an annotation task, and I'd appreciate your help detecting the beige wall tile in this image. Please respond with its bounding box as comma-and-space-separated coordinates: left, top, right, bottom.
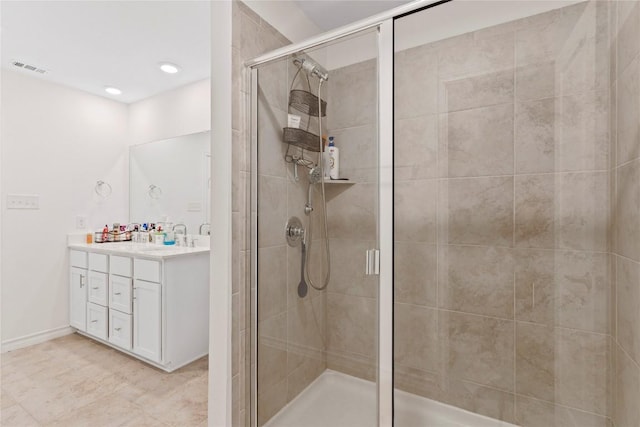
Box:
556, 172, 608, 251
616, 1, 640, 77
515, 250, 609, 333
395, 45, 438, 120
394, 304, 438, 372
286, 355, 324, 403
555, 328, 609, 415
257, 378, 287, 427
257, 246, 287, 321
439, 69, 514, 113
328, 124, 376, 183
517, 324, 610, 416
327, 184, 376, 240
326, 351, 377, 382
614, 343, 640, 427
445, 380, 516, 424
287, 296, 325, 364
394, 115, 438, 181
327, 293, 376, 359
256, 101, 287, 178
329, 239, 377, 299
616, 256, 640, 365
516, 61, 557, 102
515, 175, 555, 248
516, 9, 566, 66
257, 176, 287, 247
394, 179, 437, 243
557, 91, 609, 172
447, 177, 514, 246
328, 60, 376, 129
439, 245, 515, 318
395, 242, 437, 307
516, 322, 556, 401
438, 32, 514, 80
515, 98, 556, 174
515, 395, 610, 427
446, 103, 514, 177
440, 311, 514, 391
616, 160, 640, 261
616, 58, 640, 165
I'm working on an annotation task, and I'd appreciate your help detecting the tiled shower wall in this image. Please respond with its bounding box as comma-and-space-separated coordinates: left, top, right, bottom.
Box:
234, 3, 331, 425
320, 2, 616, 425
237, 1, 640, 426
392, 2, 613, 425
611, 1, 640, 426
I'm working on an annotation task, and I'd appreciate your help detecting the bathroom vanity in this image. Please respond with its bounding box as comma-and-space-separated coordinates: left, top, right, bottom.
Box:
68, 241, 209, 372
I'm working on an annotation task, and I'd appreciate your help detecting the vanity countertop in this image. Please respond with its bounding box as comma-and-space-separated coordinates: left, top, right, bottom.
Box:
68, 241, 209, 259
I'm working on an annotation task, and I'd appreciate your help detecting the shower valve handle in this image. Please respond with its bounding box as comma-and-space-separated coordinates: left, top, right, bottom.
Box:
285, 216, 305, 247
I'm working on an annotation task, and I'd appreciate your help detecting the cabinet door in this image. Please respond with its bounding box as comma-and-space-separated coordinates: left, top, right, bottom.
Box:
88, 271, 108, 306
70, 267, 87, 331
132, 279, 161, 362
110, 275, 132, 314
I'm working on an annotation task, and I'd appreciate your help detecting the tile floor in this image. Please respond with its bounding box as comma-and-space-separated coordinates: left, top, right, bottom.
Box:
1, 333, 208, 426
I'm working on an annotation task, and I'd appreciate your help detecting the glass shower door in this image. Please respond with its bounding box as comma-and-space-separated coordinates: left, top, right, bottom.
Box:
394, 1, 613, 426
251, 27, 384, 427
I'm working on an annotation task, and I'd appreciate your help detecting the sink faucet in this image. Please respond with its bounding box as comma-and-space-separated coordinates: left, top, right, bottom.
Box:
173, 223, 187, 235
199, 222, 210, 236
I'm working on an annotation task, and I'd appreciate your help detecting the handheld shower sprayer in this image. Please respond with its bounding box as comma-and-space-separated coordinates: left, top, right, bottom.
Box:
293, 57, 329, 82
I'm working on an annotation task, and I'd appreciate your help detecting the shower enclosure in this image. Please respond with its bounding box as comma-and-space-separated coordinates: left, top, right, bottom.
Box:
248, 0, 639, 426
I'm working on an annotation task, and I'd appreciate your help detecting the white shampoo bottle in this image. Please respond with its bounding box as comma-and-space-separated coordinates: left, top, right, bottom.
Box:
327, 136, 339, 179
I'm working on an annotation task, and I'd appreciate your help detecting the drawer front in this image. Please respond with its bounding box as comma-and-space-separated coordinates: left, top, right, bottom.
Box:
87, 271, 108, 306
70, 250, 87, 268
86, 302, 108, 340
109, 275, 132, 314
134, 259, 161, 283
110, 255, 132, 277
109, 309, 132, 350
88, 252, 108, 273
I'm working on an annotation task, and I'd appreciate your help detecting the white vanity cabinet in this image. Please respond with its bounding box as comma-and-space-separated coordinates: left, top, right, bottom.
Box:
68, 244, 209, 372
69, 250, 88, 331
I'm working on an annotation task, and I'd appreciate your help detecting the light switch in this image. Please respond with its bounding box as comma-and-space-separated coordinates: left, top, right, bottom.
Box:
7, 194, 39, 209
76, 215, 87, 229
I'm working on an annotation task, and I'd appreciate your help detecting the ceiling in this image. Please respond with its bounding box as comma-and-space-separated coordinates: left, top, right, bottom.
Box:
294, 0, 412, 31
0, 1, 409, 104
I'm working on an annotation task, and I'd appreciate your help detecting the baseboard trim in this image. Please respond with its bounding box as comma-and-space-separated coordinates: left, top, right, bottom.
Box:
1, 326, 73, 353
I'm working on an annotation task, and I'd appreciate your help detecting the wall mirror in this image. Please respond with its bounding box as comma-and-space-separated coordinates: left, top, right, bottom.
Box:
129, 131, 210, 235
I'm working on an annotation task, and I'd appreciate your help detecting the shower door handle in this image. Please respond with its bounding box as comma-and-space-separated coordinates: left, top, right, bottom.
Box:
365, 249, 380, 276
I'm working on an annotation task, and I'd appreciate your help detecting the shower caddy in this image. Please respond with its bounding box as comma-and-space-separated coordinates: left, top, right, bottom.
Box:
282, 62, 327, 180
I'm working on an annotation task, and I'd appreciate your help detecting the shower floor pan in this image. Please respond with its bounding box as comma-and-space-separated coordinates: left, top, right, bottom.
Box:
264, 370, 519, 427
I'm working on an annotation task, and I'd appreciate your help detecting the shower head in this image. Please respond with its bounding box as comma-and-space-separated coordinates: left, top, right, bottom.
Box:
294, 57, 329, 82
309, 166, 323, 184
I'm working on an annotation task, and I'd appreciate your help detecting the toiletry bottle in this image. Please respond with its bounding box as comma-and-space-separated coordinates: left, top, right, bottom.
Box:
102, 225, 109, 242
327, 136, 339, 179
322, 135, 330, 179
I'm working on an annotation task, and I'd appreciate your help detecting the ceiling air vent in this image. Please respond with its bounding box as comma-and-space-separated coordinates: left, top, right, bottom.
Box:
11, 60, 47, 74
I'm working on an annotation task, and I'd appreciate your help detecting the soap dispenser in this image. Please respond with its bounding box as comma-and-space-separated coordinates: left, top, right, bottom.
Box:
327, 136, 339, 179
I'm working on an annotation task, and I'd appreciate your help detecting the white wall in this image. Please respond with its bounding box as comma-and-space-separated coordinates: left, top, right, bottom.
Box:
128, 79, 210, 146
1, 69, 129, 346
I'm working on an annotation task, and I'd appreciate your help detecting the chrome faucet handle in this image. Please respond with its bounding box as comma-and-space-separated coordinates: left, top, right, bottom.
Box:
172, 223, 187, 235
199, 222, 211, 235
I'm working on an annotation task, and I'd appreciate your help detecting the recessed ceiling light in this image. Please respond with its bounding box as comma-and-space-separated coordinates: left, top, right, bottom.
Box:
159, 62, 180, 74
104, 86, 122, 95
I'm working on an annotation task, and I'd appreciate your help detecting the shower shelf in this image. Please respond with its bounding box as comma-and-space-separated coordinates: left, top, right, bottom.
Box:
321, 179, 354, 185
289, 90, 327, 117
283, 127, 321, 152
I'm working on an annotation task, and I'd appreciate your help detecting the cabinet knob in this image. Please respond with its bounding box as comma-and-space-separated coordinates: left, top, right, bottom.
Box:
92, 287, 99, 290
91, 319, 98, 323
114, 292, 121, 295
115, 327, 121, 331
